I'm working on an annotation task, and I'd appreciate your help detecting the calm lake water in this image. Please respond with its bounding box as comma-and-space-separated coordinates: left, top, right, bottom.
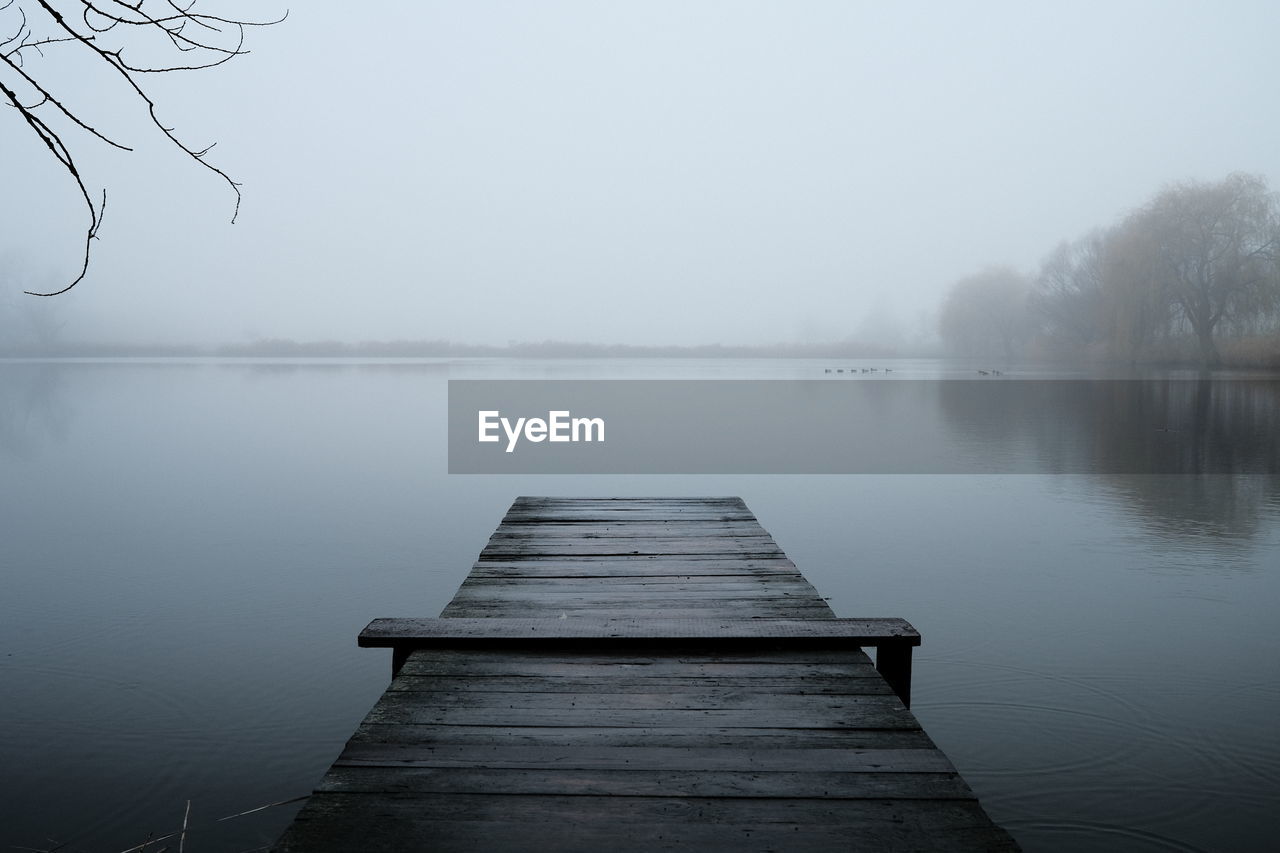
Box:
2, 358, 1278, 852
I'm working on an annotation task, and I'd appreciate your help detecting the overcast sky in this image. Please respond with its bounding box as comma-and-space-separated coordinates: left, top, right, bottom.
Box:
3, 1, 1280, 346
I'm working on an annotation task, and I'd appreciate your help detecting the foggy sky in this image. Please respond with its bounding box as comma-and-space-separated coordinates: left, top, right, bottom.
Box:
3, 1, 1280, 347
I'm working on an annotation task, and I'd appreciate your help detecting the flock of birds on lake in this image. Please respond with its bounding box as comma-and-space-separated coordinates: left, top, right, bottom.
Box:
823, 367, 892, 374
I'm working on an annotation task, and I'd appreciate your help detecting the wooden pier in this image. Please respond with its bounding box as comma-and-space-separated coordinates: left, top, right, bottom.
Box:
272, 497, 1017, 852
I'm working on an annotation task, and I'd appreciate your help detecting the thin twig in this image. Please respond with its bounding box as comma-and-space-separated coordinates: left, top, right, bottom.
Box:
215, 794, 309, 822
178, 800, 190, 853
118, 830, 180, 853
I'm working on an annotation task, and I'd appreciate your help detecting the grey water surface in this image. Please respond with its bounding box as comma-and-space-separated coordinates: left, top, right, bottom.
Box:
1, 358, 1277, 852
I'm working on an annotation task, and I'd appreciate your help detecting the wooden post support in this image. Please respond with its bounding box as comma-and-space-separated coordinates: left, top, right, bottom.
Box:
391, 645, 412, 679
875, 641, 915, 709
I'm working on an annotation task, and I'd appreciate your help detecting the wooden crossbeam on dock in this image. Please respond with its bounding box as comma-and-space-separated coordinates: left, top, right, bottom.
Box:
359, 617, 920, 705
272, 496, 1018, 852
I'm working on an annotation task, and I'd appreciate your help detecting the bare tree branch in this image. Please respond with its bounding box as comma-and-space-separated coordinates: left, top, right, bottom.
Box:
0, 1, 284, 295
1, 50, 133, 149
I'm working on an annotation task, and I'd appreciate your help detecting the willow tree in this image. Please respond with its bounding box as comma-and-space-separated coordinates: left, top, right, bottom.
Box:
1098, 214, 1173, 364
1120, 173, 1280, 367
0, 0, 281, 295
1033, 228, 1112, 356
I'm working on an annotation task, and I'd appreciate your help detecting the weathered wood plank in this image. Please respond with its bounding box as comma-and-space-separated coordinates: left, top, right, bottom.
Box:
502, 513, 760, 524
496, 512, 757, 522
334, 742, 955, 772
319, 766, 976, 799
387, 676, 895, 695
364, 701, 918, 730
395, 651, 883, 677
468, 561, 802, 578
347, 724, 935, 750
445, 590, 829, 606
275, 794, 1018, 853
477, 539, 788, 557
488, 522, 774, 537
511, 496, 748, 505
458, 575, 811, 587
437, 602, 836, 616
450, 579, 823, 594
457, 572, 815, 584
360, 617, 919, 646
362, 690, 909, 714
472, 554, 798, 565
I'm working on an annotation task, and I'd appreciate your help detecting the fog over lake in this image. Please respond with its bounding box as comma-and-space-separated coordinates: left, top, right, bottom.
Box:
4, 2, 1280, 850
1, 358, 1278, 852
4, 2, 1280, 349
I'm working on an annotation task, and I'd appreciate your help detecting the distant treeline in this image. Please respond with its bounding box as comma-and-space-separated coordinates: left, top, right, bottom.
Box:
1, 337, 910, 360
0, 341, 209, 358
940, 172, 1280, 368
216, 338, 908, 359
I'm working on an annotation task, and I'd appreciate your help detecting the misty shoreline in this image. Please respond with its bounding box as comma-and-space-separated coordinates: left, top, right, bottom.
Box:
0, 338, 915, 360
3, 335, 1278, 369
